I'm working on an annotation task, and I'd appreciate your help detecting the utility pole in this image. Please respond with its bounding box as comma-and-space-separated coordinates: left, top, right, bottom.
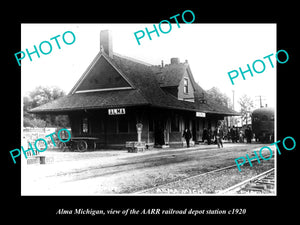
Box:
232, 90, 235, 110
231, 90, 235, 128
259, 95, 262, 108
255, 95, 266, 108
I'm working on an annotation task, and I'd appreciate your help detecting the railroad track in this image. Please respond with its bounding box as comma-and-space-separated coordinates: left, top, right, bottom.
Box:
133, 159, 267, 194
131, 147, 276, 195
133, 159, 274, 195
217, 168, 275, 194
133, 164, 239, 194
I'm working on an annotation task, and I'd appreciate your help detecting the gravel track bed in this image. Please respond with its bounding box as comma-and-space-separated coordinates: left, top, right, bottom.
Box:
142, 158, 275, 194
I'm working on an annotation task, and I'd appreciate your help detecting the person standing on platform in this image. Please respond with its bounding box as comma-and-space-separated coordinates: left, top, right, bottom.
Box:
230, 126, 236, 143
183, 128, 192, 148
208, 128, 212, 145
245, 126, 253, 143
214, 126, 224, 148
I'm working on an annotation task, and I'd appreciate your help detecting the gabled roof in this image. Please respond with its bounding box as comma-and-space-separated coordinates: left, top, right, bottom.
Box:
152, 63, 187, 87
69, 52, 135, 94
29, 89, 149, 113
30, 51, 239, 116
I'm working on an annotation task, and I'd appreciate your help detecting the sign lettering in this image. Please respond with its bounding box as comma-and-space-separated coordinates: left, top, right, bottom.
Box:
108, 108, 126, 115
196, 112, 206, 117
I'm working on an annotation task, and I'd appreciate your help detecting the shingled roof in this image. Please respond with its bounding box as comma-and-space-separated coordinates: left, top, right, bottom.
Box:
30, 50, 238, 116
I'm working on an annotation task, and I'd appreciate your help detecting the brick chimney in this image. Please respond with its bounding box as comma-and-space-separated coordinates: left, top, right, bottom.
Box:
100, 30, 113, 58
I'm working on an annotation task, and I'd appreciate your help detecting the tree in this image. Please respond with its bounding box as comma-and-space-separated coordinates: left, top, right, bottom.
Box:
207, 87, 232, 108
28, 86, 65, 108
23, 86, 70, 127
238, 94, 254, 125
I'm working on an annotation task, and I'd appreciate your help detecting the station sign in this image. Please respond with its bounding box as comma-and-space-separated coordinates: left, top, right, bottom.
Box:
108, 108, 126, 115
196, 112, 206, 117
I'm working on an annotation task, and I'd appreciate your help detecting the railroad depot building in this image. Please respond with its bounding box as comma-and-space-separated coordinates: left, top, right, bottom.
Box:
30, 30, 238, 149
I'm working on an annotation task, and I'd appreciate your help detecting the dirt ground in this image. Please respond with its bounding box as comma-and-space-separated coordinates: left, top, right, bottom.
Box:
21, 143, 275, 195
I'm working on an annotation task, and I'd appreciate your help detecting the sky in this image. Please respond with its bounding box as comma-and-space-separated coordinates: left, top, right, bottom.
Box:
21, 23, 276, 111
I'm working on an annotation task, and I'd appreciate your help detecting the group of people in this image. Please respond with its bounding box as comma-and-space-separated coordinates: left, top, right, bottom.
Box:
182, 125, 253, 149
202, 126, 224, 148
183, 125, 224, 149
228, 125, 253, 143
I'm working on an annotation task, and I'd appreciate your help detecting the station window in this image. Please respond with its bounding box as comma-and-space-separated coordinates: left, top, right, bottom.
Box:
171, 114, 180, 132
149, 118, 154, 132
183, 78, 188, 94
82, 117, 89, 134
128, 116, 136, 132
99, 119, 105, 132
118, 116, 128, 133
